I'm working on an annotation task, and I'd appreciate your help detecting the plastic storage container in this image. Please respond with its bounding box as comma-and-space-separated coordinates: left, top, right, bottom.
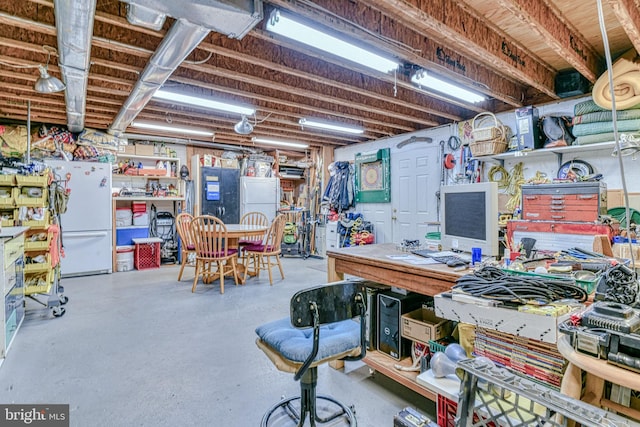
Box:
116, 226, 149, 246
116, 246, 134, 272
115, 207, 133, 227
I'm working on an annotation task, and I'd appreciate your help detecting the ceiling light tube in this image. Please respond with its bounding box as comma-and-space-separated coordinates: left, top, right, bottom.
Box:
252, 137, 308, 149
154, 89, 255, 116
299, 118, 363, 134
131, 121, 214, 136
266, 10, 398, 74
411, 70, 486, 104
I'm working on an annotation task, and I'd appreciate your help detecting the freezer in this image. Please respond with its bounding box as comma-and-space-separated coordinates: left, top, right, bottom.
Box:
240, 176, 279, 221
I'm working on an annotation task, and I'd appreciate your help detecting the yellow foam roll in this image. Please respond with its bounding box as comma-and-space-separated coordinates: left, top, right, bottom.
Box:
592, 49, 640, 110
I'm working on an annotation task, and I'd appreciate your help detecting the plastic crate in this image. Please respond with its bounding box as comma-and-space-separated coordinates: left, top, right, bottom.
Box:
134, 239, 161, 270
24, 252, 51, 274
24, 230, 52, 251
14, 187, 48, 207
437, 394, 456, 427
437, 394, 497, 427
0, 174, 15, 186
16, 173, 49, 187
0, 187, 15, 207
24, 269, 54, 296
428, 337, 456, 354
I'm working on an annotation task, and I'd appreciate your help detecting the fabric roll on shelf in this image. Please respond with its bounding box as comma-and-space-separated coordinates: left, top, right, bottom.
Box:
592, 48, 640, 111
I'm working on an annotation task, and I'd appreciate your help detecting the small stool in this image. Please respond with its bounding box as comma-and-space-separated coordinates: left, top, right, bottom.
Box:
132, 237, 163, 270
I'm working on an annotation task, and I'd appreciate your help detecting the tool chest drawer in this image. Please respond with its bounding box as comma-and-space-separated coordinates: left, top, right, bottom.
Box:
521, 182, 606, 223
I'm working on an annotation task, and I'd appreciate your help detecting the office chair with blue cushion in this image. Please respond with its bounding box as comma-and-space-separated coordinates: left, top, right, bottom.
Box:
255, 280, 367, 426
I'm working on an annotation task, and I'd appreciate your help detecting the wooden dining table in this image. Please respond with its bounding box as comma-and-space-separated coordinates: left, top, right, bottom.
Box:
222, 223, 268, 284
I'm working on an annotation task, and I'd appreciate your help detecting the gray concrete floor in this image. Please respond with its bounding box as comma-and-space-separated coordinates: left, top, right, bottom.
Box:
0, 257, 435, 426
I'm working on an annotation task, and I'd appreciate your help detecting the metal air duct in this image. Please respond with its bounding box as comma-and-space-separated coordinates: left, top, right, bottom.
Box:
109, 0, 263, 136
53, 0, 97, 132
121, 0, 263, 38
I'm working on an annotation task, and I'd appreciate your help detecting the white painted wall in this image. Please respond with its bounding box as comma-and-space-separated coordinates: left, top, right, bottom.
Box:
335, 95, 640, 241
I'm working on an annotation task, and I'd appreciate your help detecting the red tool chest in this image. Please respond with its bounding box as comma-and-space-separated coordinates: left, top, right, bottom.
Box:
521, 182, 607, 222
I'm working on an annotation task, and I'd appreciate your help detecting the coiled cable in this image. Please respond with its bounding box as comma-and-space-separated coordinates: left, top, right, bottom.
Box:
453, 266, 588, 305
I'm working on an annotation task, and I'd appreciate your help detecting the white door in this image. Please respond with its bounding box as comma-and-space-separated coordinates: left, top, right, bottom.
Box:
391, 145, 441, 243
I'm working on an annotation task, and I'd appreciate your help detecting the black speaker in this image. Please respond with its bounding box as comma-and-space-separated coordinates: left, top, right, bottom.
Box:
377, 291, 424, 360
555, 70, 590, 98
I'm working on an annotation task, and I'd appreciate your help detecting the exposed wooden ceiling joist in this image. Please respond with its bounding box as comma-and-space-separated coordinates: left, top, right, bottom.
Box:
606, 0, 640, 55
496, 0, 603, 81
0, 0, 636, 149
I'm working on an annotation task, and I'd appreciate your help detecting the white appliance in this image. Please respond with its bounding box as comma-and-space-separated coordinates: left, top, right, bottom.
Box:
240, 176, 279, 221
46, 160, 113, 277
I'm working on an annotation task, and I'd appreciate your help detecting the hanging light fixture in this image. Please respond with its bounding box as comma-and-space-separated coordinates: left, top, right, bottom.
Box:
0, 46, 66, 94
411, 69, 485, 104
131, 121, 214, 137
252, 137, 308, 149
34, 64, 66, 94
299, 118, 363, 135
153, 89, 255, 116
612, 133, 640, 157
34, 45, 65, 93
266, 9, 399, 74
233, 115, 254, 135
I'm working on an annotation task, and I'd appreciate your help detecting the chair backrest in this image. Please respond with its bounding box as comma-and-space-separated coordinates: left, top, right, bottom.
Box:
190, 215, 230, 258
240, 211, 269, 243
176, 212, 194, 250
289, 280, 367, 379
263, 214, 287, 251
290, 280, 367, 328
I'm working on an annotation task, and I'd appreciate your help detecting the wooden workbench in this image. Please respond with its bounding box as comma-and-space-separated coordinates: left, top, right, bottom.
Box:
326, 243, 466, 401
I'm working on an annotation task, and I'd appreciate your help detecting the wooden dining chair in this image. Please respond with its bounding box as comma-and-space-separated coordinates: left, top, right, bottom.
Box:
190, 215, 239, 294
243, 214, 287, 285
239, 212, 269, 245
175, 212, 195, 281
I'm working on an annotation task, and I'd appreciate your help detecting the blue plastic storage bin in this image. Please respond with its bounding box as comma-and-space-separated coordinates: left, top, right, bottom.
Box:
116, 227, 149, 246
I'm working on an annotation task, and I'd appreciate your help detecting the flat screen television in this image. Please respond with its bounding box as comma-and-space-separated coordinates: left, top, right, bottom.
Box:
440, 182, 499, 257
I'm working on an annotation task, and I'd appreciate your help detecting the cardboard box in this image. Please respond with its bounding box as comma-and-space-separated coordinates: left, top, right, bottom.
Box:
118, 144, 136, 155
434, 294, 578, 343
401, 307, 453, 345
219, 158, 239, 169
135, 144, 155, 156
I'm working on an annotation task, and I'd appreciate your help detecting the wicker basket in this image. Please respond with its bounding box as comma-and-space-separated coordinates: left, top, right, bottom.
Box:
469, 139, 508, 157
469, 112, 509, 156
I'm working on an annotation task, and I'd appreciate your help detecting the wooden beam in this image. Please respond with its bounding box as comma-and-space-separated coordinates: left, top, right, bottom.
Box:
360, 0, 557, 97
607, 0, 640, 55
267, 0, 528, 106
497, 0, 602, 82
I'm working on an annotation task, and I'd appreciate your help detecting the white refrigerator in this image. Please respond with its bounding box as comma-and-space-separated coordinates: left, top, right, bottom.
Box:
46, 160, 113, 277
240, 176, 279, 221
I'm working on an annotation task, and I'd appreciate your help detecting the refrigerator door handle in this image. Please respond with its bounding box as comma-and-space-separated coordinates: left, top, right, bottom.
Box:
64, 231, 109, 238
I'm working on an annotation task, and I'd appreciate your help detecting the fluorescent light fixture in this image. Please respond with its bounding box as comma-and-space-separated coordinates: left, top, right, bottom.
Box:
411, 70, 486, 104
299, 118, 363, 135
154, 89, 255, 116
252, 137, 308, 149
131, 121, 214, 137
266, 10, 398, 74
